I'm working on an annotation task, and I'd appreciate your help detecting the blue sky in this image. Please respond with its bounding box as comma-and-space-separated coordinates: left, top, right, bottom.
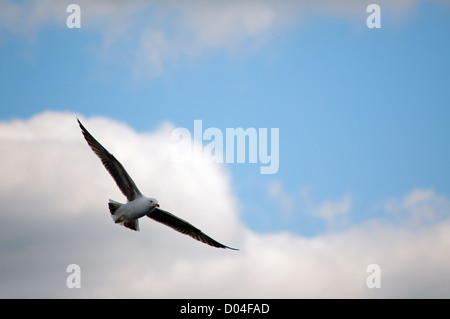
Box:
1, 1, 449, 235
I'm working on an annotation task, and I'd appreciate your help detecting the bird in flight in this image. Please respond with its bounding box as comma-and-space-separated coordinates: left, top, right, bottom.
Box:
77, 118, 238, 250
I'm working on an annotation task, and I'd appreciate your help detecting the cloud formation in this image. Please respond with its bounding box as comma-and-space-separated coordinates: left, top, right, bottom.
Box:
1, 0, 446, 77
1, 111, 450, 298
266, 181, 352, 229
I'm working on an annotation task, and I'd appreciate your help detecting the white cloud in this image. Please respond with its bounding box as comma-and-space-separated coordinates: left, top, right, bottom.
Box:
267, 180, 295, 219
384, 188, 450, 226
314, 194, 352, 222
1, 111, 450, 298
266, 181, 352, 227
1, 0, 446, 77
180, 1, 275, 49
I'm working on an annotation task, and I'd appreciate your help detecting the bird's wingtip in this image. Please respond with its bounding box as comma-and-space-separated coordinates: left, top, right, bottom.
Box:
77, 118, 87, 132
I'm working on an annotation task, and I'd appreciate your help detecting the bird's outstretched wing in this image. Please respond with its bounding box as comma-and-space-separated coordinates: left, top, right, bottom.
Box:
148, 207, 239, 250
77, 119, 141, 202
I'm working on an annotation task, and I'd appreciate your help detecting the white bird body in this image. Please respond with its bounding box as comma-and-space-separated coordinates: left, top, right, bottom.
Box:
108, 196, 159, 231
112, 196, 158, 220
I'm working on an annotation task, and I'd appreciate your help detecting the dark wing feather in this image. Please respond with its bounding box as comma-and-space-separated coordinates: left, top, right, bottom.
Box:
77, 119, 141, 201
148, 207, 238, 250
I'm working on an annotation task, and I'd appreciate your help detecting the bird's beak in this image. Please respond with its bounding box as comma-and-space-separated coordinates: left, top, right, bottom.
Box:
154, 203, 160, 207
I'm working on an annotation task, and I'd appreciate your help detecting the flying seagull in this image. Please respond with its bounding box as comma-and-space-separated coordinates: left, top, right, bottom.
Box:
77, 119, 238, 250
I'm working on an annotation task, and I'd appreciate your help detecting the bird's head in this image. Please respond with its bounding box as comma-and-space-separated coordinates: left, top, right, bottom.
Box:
148, 198, 160, 208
